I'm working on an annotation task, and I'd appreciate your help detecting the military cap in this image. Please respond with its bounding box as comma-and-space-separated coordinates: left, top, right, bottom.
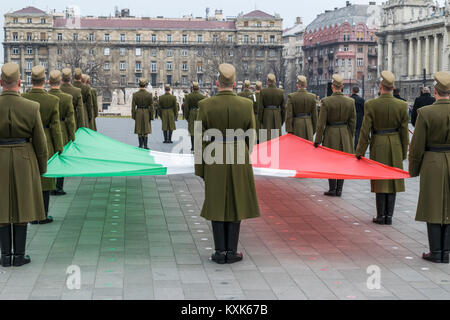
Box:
255, 81, 262, 90
61, 68, 72, 81
434, 71, 450, 94
267, 73, 276, 82
74, 68, 83, 80
139, 78, 147, 86
31, 65, 46, 80
244, 80, 251, 87
49, 70, 61, 83
332, 74, 343, 87
192, 81, 199, 89
218, 63, 236, 86
81, 74, 88, 81
297, 75, 307, 86
380, 71, 395, 89
165, 84, 171, 90
85, 75, 91, 83
1, 63, 20, 83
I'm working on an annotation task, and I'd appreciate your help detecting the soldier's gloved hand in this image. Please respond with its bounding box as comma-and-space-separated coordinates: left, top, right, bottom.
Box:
356, 155, 362, 160
313, 142, 320, 148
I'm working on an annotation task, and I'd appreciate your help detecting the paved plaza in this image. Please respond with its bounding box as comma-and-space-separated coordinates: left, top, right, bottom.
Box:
0, 117, 449, 300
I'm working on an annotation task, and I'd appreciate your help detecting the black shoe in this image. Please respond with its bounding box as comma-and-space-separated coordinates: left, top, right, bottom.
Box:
335, 180, 344, 197
385, 193, 396, 225
324, 179, 337, 196
30, 221, 39, 225
143, 136, 149, 150
168, 131, 173, 144
51, 190, 66, 196
423, 223, 442, 263
163, 131, 168, 143
373, 193, 386, 225
226, 222, 243, 264
0, 225, 12, 267
211, 251, 227, 264
12, 225, 31, 267
38, 216, 54, 225
442, 224, 450, 264
138, 136, 144, 148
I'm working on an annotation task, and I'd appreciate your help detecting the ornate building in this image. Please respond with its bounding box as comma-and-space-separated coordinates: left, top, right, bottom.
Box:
302, 1, 381, 99
282, 18, 305, 94
3, 7, 283, 106
376, 0, 450, 103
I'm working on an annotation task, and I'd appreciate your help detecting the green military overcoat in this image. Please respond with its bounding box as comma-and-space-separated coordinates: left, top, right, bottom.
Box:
409, 99, 450, 224
73, 81, 93, 130
258, 85, 285, 141
185, 91, 206, 136
22, 89, 63, 191
195, 91, 260, 222
238, 89, 260, 132
158, 93, 178, 131
285, 89, 318, 141
0, 91, 48, 223
49, 88, 76, 145
315, 92, 356, 153
60, 83, 85, 129
355, 93, 409, 193
91, 87, 98, 131
131, 89, 154, 135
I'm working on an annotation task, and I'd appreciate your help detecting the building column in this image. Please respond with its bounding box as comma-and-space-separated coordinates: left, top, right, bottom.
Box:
433, 34, 439, 73
416, 37, 422, 76
408, 39, 414, 77
387, 40, 393, 73
377, 42, 383, 77
425, 36, 430, 75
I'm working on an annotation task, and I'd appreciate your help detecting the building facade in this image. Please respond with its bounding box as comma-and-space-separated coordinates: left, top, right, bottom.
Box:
302, 2, 381, 99
3, 7, 283, 105
282, 18, 305, 94
376, 0, 450, 103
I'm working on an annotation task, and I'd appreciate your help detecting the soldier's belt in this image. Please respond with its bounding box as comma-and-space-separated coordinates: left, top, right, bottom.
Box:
0, 138, 30, 145
209, 136, 246, 143
159, 106, 173, 110
264, 105, 279, 109
294, 113, 311, 118
43, 125, 51, 129
426, 145, 450, 152
372, 128, 399, 135
137, 106, 148, 109
190, 107, 199, 110
327, 121, 347, 126
60, 118, 66, 121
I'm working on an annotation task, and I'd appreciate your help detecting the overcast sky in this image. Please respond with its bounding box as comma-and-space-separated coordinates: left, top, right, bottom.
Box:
0, 0, 446, 63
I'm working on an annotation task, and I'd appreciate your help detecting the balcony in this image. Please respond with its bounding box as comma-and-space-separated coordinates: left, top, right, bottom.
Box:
368, 65, 377, 72
328, 50, 334, 58
318, 54, 323, 61
328, 67, 334, 74
317, 67, 323, 75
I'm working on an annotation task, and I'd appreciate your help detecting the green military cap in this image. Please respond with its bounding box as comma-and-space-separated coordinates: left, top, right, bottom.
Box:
244, 80, 251, 87
61, 68, 72, 81
192, 81, 199, 89
267, 73, 276, 82
218, 63, 236, 86
380, 71, 395, 89
139, 78, 147, 86
297, 75, 307, 86
1, 63, 20, 83
31, 65, 46, 80
255, 81, 262, 90
49, 70, 61, 83
434, 71, 450, 94
74, 68, 83, 80
165, 84, 171, 90
332, 74, 343, 87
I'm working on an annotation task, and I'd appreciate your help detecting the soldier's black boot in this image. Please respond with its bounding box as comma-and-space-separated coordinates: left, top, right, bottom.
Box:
324, 179, 337, 196
0, 225, 12, 267
226, 222, 243, 264
211, 221, 226, 264
138, 136, 144, 148
373, 193, 386, 225
190, 136, 194, 152
163, 131, 168, 143
385, 193, 396, 225
12, 224, 31, 267
335, 180, 344, 197
143, 136, 149, 150
168, 131, 173, 144
38, 191, 54, 225
423, 223, 442, 263
442, 224, 450, 264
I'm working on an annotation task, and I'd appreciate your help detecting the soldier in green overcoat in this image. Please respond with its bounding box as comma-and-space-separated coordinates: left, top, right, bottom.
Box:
185, 82, 206, 151
158, 84, 178, 143
258, 74, 285, 141
73, 68, 94, 130
85, 75, 98, 131
48, 70, 76, 196
60, 68, 85, 129
22, 66, 64, 225
409, 71, 450, 263
131, 78, 154, 149
195, 64, 260, 264
254, 81, 262, 137
314, 74, 356, 197
356, 71, 409, 226
286, 76, 318, 141
0, 63, 48, 267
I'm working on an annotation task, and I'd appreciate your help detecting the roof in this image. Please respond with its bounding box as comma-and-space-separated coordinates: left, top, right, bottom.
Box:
305, 4, 381, 32
283, 23, 305, 37
9, 6, 48, 16
53, 18, 236, 30
243, 10, 274, 19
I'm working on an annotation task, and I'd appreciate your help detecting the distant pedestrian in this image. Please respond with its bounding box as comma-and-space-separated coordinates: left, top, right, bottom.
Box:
411, 87, 435, 127
350, 87, 365, 149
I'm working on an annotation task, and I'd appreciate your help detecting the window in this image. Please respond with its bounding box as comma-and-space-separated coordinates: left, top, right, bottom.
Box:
181, 49, 188, 57
26, 60, 33, 70
357, 58, 363, 67
73, 33, 78, 41
198, 35, 203, 43
167, 34, 172, 43
27, 18, 32, 24
244, 49, 250, 57
26, 74, 31, 85
182, 62, 188, 71
120, 48, 126, 56
182, 76, 187, 86
348, 59, 352, 67
270, 35, 275, 44
136, 62, 142, 71
57, 62, 62, 70
120, 34, 125, 42
151, 49, 157, 57
269, 50, 276, 57
341, 59, 345, 67
151, 62, 157, 72
27, 33, 32, 41
26, 47, 33, 55
167, 49, 172, 57
256, 50, 263, 57
270, 21, 275, 27
57, 33, 62, 41
357, 47, 363, 53
335, 59, 339, 67
40, 60, 47, 68
136, 48, 142, 56
198, 74, 203, 86
13, 18, 18, 24
182, 34, 187, 43
197, 49, 203, 57
12, 47, 19, 55
89, 33, 94, 42
120, 61, 126, 71
13, 33, 18, 41
120, 75, 126, 86
244, 35, 249, 43
136, 34, 141, 43
197, 62, 203, 72
151, 74, 157, 86
228, 35, 233, 43
229, 50, 233, 57
104, 62, 110, 70
57, 48, 62, 55
243, 62, 249, 72
213, 35, 218, 43
152, 34, 156, 43
166, 62, 172, 71
167, 75, 172, 85
343, 45, 349, 52
256, 21, 262, 27
104, 48, 110, 56
256, 64, 262, 73
257, 35, 262, 43
104, 34, 110, 42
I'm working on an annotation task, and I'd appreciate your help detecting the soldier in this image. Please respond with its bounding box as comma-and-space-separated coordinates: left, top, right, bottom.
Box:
0, 63, 48, 267
48, 70, 76, 196
314, 74, 356, 197
355, 71, 409, 225
285, 76, 318, 141
254, 81, 262, 141
158, 84, 178, 144
60, 68, 85, 129
409, 71, 450, 263
22, 65, 64, 225
73, 68, 94, 131
154, 91, 159, 119
258, 74, 285, 141
85, 75, 98, 131
185, 82, 206, 152
237, 80, 253, 99
195, 64, 260, 264
131, 78, 154, 149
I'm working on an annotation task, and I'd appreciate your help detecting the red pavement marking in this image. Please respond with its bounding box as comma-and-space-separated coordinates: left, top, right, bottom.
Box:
308, 257, 317, 261
320, 268, 328, 271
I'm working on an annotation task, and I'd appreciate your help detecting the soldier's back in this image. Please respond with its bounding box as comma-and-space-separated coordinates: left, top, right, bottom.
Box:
289, 90, 316, 113
0, 92, 40, 137
365, 94, 408, 129
261, 86, 284, 105
416, 101, 450, 143
22, 89, 60, 124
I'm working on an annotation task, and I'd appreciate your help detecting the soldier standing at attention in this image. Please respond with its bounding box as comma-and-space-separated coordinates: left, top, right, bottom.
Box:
48, 70, 76, 196
285, 75, 318, 141
158, 84, 178, 144
238, 80, 260, 142
22, 66, 63, 225
60, 68, 85, 129
85, 75, 98, 131
0, 63, 48, 267
154, 91, 159, 119
195, 64, 260, 264
314, 74, 356, 197
356, 71, 409, 225
185, 82, 206, 152
254, 81, 262, 142
73, 68, 93, 130
237, 80, 253, 99
350, 87, 365, 150
258, 74, 285, 141
409, 71, 450, 263
131, 78, 154, 149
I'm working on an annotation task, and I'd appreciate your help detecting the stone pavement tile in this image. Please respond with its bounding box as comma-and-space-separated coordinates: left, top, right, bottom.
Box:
94, 273, 124, 288
182, 283, 215, 300
152, 267, 180, 281
261, 272, 297, 289
291, 275, 337, 300
124, 287, 155, 300
417, 287, 450, 300
272, 287, 307, 300
232, 270, 271, 290
243, 289, 278, 300
154, 285, 185, 300
61, 290, 93, 300
383, 284, 428, 300
29, 287, 63, 299
178, 265, 209, 284
210, 280, 244, 296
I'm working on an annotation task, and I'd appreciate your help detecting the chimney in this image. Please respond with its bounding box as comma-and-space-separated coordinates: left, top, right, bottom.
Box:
215, 9, 223, 21
296, 17, 302, 25
369, 1, 376, 5
346, 1, 351, 7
